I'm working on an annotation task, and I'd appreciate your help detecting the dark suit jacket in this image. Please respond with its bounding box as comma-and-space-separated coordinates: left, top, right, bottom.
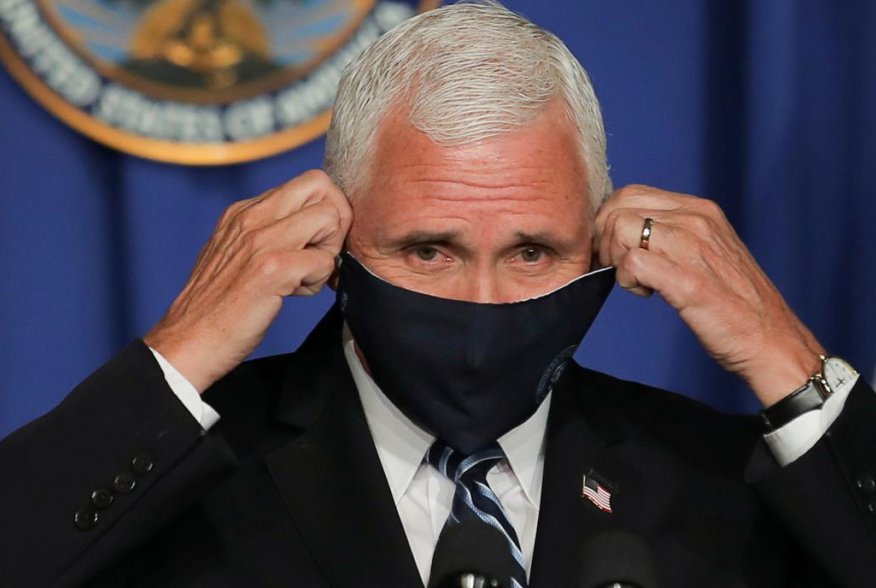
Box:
2, 307, 876, 587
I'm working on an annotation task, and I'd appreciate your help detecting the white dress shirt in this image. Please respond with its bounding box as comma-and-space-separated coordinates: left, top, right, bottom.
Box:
342, 326, 548, 585
148, 333, 858, 584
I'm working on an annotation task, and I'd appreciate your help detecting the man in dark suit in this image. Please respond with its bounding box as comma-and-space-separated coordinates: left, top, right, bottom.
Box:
2, 2, 875, 587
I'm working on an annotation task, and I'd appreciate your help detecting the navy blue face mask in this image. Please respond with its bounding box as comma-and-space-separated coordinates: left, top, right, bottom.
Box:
337, 252, 615, 454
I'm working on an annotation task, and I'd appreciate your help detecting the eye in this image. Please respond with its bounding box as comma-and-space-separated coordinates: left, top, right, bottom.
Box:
519, 247, 543, 263
414, 246, 440, 261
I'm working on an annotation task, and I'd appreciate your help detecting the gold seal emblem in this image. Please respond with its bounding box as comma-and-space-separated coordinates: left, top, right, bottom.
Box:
0, 0, 439, 164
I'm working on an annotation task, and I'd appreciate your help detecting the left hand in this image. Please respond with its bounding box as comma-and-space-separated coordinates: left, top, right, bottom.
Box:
594, 184, 824, 407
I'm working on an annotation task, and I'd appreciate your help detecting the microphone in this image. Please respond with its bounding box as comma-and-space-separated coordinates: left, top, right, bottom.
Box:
577, 531, 660, 588
428, 522, 517, 588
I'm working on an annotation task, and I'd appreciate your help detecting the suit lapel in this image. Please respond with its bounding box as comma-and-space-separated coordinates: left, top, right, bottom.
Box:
258, 310, 683, 587
529, 365, 666, 587
264, 307, 422, 588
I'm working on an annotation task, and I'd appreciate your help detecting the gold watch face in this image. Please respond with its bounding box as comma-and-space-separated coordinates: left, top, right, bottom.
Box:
0, 0, 440, 165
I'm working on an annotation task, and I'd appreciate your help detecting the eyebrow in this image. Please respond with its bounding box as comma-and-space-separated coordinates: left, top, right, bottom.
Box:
512, 230, 575, 252
385, 230, 464, 248
383, 228, 576, 254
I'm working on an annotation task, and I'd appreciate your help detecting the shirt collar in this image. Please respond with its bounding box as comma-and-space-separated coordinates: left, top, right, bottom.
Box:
343, 324, 550, 507
497, 388, 550, 506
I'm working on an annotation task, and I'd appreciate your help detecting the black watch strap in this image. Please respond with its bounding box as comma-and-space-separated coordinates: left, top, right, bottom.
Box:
760, 379, 826, 430
760, 355, 857, 431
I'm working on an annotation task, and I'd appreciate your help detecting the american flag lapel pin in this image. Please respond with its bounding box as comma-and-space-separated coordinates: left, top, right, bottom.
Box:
582, 469, 614, 513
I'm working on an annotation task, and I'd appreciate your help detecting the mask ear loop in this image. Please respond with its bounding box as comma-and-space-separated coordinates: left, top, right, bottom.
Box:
328, 255, 344, 290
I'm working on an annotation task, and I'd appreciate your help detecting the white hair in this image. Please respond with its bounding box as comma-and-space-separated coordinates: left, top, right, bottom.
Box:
325, 0, 611, 212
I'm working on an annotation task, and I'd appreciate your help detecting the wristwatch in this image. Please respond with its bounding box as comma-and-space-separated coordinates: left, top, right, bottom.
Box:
760, 355, 858, 431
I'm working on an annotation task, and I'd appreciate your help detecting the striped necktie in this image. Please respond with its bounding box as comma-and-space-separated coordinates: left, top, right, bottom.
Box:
425, 440, 528, 588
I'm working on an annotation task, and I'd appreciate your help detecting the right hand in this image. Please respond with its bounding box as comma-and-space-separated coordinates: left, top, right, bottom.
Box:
144, 170, 352, 393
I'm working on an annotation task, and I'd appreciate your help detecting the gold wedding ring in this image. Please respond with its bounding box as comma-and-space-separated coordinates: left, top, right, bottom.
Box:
640, 218, 654, 250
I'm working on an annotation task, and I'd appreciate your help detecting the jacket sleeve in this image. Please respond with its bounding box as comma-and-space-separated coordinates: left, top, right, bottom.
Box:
749, 379, 876, 588
0, 340, 237, 587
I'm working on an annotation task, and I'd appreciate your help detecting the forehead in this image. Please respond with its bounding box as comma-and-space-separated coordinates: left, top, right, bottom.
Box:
361, 100, 590, 219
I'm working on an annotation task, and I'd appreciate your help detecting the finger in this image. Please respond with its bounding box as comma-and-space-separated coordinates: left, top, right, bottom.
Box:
595, 184, 686, 234
221, 170, 351, 237
598, 208, 654, 269
278, 248, 338, 297
262, 199, 350, 255
597, 188, 727, 249
615, 246, 709, 312
614, 247, 658, 298
238, 244, 336, 297
607, 184, 697, 212
601, 209, 719, 270
292, 249, 338, 296
595, 207, 620, 268
609, 212, 658, 268
255, 169, 350, 221
306, 192, 352, 253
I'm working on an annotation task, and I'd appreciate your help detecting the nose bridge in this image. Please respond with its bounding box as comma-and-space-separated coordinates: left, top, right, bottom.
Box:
467, 261, 503, 304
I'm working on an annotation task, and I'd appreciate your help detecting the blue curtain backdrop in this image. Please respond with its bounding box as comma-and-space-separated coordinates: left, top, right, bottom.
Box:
2, 0, 875, 438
